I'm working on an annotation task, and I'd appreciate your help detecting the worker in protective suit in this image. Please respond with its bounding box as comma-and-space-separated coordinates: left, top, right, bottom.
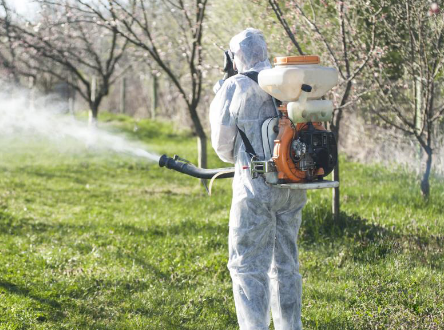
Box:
210, 28, 307, 330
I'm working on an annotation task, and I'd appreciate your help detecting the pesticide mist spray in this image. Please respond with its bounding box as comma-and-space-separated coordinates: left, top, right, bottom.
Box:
0, 85, 160, 162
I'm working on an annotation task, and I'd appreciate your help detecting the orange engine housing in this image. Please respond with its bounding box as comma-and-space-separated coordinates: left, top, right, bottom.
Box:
272, 115, 326, 183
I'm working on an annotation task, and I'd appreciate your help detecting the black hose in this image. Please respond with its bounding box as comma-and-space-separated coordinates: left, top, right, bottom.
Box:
159, 154, 235, 179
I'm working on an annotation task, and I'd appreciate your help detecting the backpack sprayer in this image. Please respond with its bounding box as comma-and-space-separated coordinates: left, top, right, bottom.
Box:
159, 54, 339, 191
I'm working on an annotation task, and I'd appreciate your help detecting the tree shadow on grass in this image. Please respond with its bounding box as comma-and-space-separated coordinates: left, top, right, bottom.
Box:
7, 200, 442, 328
102, 262, 236, 330
0, 205, 227, 248
0, 276, 130, 329
0, 208, 54, 236
0, 279, 65, 326
301, 209, 444, 269
120, 218, 227, 240
303, 318, 358, 330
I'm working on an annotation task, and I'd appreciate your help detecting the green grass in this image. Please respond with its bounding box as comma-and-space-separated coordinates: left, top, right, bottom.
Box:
0, 112, 443, 329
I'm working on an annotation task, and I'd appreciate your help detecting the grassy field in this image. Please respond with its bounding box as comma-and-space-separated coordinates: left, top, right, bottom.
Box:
0, 113, 443, 330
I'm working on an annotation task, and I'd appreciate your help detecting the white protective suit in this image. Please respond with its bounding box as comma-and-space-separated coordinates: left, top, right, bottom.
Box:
209, 28, 307, 330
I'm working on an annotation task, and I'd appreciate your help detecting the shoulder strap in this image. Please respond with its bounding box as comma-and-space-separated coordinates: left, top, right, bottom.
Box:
237, 127, 256, 158
236, 72, 259, 158
240, 71, 259, 84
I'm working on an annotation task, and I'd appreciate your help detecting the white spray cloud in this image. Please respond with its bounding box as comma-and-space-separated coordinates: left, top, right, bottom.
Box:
0, 85, 160, 163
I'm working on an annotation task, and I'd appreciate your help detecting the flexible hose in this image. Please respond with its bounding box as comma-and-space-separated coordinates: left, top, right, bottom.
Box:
208, 170, 236, 196
158, 154, 235, 180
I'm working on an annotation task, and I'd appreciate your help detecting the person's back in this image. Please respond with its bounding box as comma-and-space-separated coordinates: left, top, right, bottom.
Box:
210, 28, 306, 330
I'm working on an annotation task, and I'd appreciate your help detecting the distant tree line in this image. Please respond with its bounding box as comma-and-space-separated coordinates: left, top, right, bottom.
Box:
0, 0, 442, 199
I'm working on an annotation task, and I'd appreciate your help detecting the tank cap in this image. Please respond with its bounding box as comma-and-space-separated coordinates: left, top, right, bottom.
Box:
301, 84, 312, 92
274, 55, 320, 65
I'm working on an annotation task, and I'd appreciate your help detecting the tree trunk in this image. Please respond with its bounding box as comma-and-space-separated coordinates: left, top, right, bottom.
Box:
421, 148, 432, 198
332, 163, 340, 220
151, 74, 158, 119
68, 83, 75, 116
188, 102, 207, 169
120, 77, 126, 114
69, 96, 75, 116
414, 77, 422, 135
89, 76, 98, 127
331, 112, 343, 223
330, 81, 351, 222
194, 105, 207, 187
89, 104, 98, 127
28, 76, 35, 111
197, 133, 207, 169
197, 132, 207, 187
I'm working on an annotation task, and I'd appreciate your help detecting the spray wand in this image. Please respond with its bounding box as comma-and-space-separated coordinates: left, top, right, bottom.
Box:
158, 154, 234, 180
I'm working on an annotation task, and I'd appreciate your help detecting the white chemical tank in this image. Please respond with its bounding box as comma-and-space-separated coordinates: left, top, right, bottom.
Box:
287, 99, 333, 123
258, 55, 338, 101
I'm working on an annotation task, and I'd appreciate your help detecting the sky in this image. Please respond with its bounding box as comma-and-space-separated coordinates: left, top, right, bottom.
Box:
9, 0, 39, 17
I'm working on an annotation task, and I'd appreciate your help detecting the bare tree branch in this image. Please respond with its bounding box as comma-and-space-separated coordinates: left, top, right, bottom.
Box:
268, 0, 304, 55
